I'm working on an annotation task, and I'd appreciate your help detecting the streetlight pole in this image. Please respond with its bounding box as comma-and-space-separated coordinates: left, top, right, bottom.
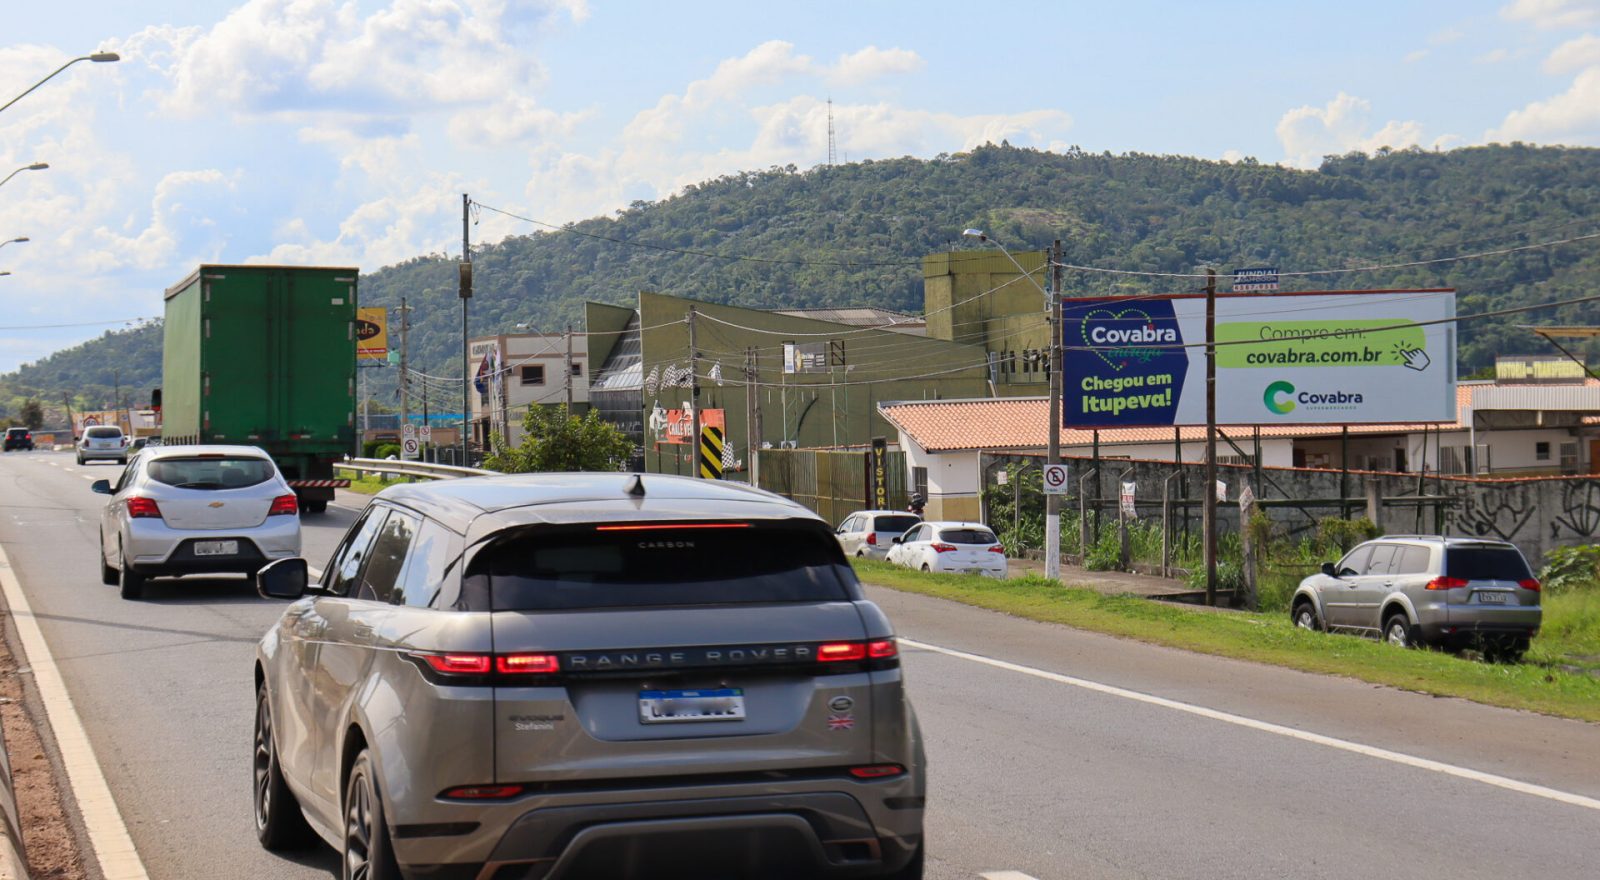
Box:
0, 164, 48, 191
962, 228, 1062, 580
1, 53, 119, 115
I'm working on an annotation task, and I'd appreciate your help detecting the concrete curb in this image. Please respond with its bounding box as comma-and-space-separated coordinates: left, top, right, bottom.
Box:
0, 709, 26, 880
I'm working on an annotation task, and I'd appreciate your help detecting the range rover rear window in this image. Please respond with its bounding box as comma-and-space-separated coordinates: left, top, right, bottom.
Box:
467, 522, 853, 611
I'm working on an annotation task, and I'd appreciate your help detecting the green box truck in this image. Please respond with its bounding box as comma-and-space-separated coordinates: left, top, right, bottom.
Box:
158, 264, 359, 512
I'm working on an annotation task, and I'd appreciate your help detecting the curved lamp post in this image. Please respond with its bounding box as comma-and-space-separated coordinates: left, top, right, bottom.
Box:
0, 163, 48, 191
1, 52, 119, 115
0, 237, 29, 251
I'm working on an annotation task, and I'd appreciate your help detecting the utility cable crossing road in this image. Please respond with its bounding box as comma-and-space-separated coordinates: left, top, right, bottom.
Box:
2, 451, 1598, 879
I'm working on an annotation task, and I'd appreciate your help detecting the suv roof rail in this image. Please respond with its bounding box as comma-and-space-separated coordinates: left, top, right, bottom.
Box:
1375, 534, 1443, 541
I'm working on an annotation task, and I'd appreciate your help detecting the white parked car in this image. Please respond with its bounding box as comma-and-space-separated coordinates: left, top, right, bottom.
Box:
78, 425, 128, 465
93, 445, 302, 599
886, 521, 1007, 579
835, 510, 923, 560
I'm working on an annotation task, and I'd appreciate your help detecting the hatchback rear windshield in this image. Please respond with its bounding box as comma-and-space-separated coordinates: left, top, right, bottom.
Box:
1445, 546, 1532, 581
468, 523, 854, 611
939, 528, 997, 545
873, 515, 920, 534
86, 427, 122, 439
5, 428, 26, 437
146, 456, 275, 490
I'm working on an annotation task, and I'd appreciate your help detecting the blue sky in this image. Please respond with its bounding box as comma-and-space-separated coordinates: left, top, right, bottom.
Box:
3, 0, 1600, 372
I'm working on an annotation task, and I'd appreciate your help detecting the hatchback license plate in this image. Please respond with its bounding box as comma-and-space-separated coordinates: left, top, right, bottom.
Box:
1476, 591, 1509, 604
193, 540, 238, 557
639, 688, 745, 724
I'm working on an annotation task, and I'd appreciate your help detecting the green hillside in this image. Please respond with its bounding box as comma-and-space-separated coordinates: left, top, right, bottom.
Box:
6, 142, 1600, 425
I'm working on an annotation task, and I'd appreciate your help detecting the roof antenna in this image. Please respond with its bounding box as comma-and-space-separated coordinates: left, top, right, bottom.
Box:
625, 473, 647, 497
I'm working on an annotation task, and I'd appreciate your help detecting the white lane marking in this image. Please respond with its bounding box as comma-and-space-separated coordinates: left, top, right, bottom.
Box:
0, 543, 151, 879
981, 873, 1041, 880
901, 638, 1600, 814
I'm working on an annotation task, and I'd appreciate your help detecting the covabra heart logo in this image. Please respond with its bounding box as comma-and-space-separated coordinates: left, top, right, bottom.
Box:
1080, 308, 1179, 371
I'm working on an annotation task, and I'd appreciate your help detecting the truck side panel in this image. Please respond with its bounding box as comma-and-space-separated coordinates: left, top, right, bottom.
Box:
161, 278, 204, 444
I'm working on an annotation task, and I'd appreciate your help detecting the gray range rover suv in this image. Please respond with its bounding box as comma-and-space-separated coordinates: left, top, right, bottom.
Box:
253, 473, 925, 880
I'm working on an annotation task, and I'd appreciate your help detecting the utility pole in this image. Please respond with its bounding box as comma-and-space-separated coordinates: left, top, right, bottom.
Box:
1046, 239, 1064, 580
742, 345, 755, 486
564, 324, 574, 409
398, 297, 412, 434
688, 306, 701, 477
1203, 267, 1218, 607
62, 393, 74, 439
460, 193, 472, 456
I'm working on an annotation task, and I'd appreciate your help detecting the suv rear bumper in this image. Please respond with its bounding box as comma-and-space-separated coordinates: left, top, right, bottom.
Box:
394, 785, 923, 880
1421, 606, 1541, 642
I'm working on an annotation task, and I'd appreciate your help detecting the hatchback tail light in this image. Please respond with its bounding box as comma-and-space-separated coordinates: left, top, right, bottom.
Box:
866, 532, 877, 546
268, 494, 299, 516
1426, 576, 1468, 590
126, 496, 161, 518
931, 543, 957, 553
988, 544, 1005, 554
1519, 578, 1541, 592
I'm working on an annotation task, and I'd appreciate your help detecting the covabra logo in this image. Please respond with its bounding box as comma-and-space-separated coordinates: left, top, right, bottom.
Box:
1264, 381, 1296, 414
1263, 380, 1364, 415
1081, 308, 1177, 371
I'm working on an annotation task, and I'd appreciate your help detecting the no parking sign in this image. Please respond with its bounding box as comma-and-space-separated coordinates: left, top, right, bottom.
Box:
1043, 464, 1070, 495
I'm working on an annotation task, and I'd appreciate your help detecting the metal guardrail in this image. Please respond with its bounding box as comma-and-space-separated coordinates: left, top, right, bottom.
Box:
337, 458, 498, 481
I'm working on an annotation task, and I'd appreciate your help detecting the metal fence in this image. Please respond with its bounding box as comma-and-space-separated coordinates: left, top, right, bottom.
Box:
757, 448, 909, 527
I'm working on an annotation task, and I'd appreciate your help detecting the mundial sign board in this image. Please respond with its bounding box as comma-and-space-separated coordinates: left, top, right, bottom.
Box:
1062, 289, 1457, 428
1232, 267, 1279, 292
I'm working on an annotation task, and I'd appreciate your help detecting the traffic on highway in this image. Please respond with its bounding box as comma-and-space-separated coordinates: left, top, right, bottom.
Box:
3, 448, 1599, 880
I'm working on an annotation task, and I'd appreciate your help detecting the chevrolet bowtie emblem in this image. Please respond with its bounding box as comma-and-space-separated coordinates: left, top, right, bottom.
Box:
208, 501, 225, 508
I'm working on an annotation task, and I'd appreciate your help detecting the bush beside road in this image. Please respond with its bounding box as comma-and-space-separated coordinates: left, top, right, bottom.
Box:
851, 558, 1600, 723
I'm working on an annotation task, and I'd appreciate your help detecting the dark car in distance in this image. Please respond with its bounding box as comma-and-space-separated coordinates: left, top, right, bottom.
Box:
3, 427, 35, 451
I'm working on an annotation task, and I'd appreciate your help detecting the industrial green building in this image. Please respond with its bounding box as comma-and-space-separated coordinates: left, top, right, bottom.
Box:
583, 249, 1049, 475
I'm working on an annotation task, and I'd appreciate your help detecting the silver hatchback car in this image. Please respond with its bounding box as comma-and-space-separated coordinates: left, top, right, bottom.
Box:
1291, 535, 1541, 660
253, 473, 926, 880
94, 445, 302, 599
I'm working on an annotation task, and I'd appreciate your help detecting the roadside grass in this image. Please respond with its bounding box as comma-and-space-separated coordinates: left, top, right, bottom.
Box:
335, 468, 408, 495
851, 559, 1600, 723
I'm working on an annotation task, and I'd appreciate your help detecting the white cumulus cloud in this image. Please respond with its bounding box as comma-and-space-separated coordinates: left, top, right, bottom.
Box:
1489, 66, 1600, 142
1501, 0, 1600, 30
1544, 32, 1600, 72
1275, 93, 1426, 168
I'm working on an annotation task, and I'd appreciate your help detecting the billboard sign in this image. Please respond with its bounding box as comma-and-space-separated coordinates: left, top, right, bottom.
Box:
1231, 267, 1279, 292
1063, 290, 1456, 428
357, 307, 389, 361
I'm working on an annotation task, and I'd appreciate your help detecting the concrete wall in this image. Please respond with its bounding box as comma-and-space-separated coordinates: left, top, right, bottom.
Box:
983, 451, 1600, 567
904, 443, 982, 521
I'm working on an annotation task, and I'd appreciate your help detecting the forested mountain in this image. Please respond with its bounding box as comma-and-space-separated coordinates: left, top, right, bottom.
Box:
6, 142, 1600, 425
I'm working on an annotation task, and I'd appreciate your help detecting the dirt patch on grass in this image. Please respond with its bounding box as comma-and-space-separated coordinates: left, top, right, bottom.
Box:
0, 611, 89, 880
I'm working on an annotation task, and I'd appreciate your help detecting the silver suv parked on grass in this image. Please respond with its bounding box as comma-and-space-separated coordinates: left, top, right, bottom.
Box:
253, 473, 926, 880
1291, 535, 1541, 661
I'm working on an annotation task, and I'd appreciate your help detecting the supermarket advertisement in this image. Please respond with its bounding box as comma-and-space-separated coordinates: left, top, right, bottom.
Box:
1062, 290, 1457, 428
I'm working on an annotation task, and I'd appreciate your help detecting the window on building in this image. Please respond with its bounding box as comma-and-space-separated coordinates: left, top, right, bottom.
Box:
912, 466, 928, 503
1535, 441, 1551, 461
521, 365, 546, 386
571, 363, 583, 377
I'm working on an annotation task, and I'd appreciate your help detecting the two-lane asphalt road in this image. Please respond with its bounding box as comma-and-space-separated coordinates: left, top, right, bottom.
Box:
2, 450, 1598, 880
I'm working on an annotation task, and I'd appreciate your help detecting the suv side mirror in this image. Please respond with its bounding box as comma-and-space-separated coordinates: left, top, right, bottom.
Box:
257, 558, 309, 600
90, 479, 112, 495
1320, 561, 1338, 578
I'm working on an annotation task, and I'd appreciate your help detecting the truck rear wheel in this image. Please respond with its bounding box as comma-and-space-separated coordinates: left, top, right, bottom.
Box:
299, 499, 328, 514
